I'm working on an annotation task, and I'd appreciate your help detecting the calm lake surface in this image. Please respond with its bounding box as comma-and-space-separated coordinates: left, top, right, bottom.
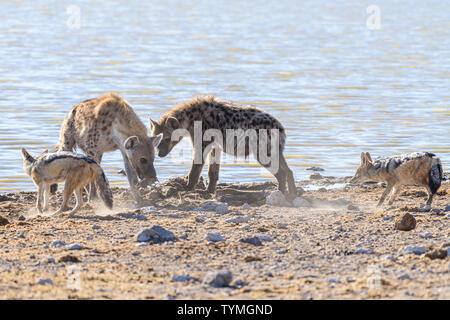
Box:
0, 0, 448, 192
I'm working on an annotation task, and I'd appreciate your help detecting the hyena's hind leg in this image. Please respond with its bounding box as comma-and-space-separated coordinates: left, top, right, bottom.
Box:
207, 147, 222, 193
425, 185, 435, 206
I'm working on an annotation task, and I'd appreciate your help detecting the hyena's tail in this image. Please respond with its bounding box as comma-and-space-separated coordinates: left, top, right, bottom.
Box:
92, 164, 113, 209
429, 157, 443, 194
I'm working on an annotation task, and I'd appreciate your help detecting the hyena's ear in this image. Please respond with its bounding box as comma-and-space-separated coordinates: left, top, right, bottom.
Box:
365, 152, 372, 163
360, 152, 366, 165
150, 134, 163, 147
124, 136, 140, 150
166, 117, 180, 131
21, 148, 32, 160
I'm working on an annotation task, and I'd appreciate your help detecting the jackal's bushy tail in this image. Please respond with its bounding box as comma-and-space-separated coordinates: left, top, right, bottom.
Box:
92, 164, 113, 209
429, 158, 443, 194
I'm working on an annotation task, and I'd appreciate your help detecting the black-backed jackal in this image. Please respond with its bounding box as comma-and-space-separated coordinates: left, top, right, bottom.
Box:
350, 152, 443, 206
21, 148, 113, 216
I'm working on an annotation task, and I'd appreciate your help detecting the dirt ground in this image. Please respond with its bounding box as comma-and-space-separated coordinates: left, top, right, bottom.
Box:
0, 174, 449, 300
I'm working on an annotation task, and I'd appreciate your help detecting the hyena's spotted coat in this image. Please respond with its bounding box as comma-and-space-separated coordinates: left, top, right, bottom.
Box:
151, 95, 297, 201
56, 92, 161, 204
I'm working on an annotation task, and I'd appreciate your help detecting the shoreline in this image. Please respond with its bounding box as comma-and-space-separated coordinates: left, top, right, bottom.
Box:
0, 175, 449, 299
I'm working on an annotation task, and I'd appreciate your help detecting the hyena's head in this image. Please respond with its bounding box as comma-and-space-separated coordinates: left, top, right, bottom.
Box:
350, 152, 374, 184
150, 117, 183, 157
124, 135, 162, 186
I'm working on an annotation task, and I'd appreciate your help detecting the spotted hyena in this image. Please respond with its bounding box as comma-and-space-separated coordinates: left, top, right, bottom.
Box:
150, 95, 297, 201
55, 92, 162, 204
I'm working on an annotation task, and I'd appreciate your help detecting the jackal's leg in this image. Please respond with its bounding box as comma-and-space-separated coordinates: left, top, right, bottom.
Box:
207, 148, 221, 193
54, 179, 76, 215
388, 186, 401, 205
121, 151, 143, 204
68, 188, 83, 216
43, 183, 51, 212
425, 186, 434, 205
377, 184, 393, 207
36, 184, 44, 214
87, 153, 102, 202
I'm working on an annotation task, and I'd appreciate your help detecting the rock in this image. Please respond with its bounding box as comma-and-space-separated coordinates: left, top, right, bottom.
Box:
36, 279, 53, 285
242, 203, 251, 210
444, 205, 450, 212
18, 215, 26, 221
136, 225, 175, 243
233, 279, 244, 287
420, 232, 432, 239
309, 173, 323, 180
215, 203, 229, 214
395, 213, 416, 231
140, 206, 159, 215
205, 271, 232, 288
58, 255, 80, 263
382, 216, 394, 221
0, 215, 10, 226
66, 243, 83, 250
226, 216, 251, 224
256, 235, 272, 242
205, 233, 225, 242
266, 190, 289, 206
404, 245, 426, 255
292, 197, 311, 208
47, 258, 55, 263
52, 240, 66, 248
347, 204, 359, 211
425, 248, 448, 260
306, 167, 324, 172
16, 231, 25, 238
356, 248, 374, 254
201, 201, 226, 212
92, 225, 101, 230
381, 254, 396, 262
277, 222, 288, 229
326, 278, 342, 284
240, 237, 263, 246
419, 204, 431, 212
397, 273, 410, 280
172, 274, 197, 282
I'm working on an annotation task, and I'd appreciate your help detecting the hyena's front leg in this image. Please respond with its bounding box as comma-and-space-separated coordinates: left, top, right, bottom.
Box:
187, 147, 205, 191
207, 147, 222, 193
121, 151, 143, 204
377, 183, 393, 207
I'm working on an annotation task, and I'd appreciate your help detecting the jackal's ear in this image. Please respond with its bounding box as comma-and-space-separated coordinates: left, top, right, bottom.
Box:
365, 152, 372, 163
150, 134, 163, 147
166, 117, 180, 130
360, 152, 366, 164
150, 118, 160, 131
124, 136, 140, 150
21, 148, 32, 160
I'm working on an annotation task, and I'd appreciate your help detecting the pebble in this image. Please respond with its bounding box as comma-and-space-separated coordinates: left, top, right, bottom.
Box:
382, 216, 394, 221
16, 231, 25, 238
66, 243, 83, 250
136, 243, 149, 247
36, 279, 53, 285
92, 225, 101, 230
172, 274, 197, 282
215, 203, 230, 214
443, 205, 450, 212
240, 237, 263, 246
395, 213, 416, 231
205, 271, 232, 288
233, 279, 244, 287
136, 225, 176, 243
140, 206, 159, 215
397, 273, 410, 280
47, 258, 55, 264
420, 232, 432, 239
256, 234, 272, 242
306, 166, 324, 172
205, 233, 225, 242
425, 248, 448, 260
419, 204, 431, 212
226, 216, 250, 224
356, 248, 374, 254
381, 254, 396, 262
18, 215, 26, 221
309, 173, 323, 180
52, 240, 66, 248
277, 223, 288, 229
326, 278, 342, 284
242, 203, 251, 210
404, 245, 426, 255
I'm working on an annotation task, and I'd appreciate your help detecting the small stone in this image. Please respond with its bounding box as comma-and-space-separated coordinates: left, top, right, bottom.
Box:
347, 204, 359, 211
136, 243, 149, 247
256, 235, 272, 242
382, 216, 394, 221
444, 205, 450, 212
205, 271, 232, 288
309, 173, 323, 180
215, 203, 229, 214
52, 240, 66, 248
18, 215, 26, 221
66, 243, 83, 250
240, 237, 263, 246
140, 206, 159, 215
395, 213, 416, 231
136, 225, 175, 243
58, 255, 80, 263
276, 249, 287, 254
92, 225, 101, 230
242, 203, 251, 210
306, 166, 324, 172
0, 215, 9, 226
226, 216, 250, 224
16, 231, 25, 238
420, 232, 432, 239
234, 279, 244, 287
266, 190, 289, 207
326, 278, 341, 284
356, 248, 374, 254
36, 279, 53, 285
179, 233, 188, 240
277, 222, 288, 229
381, 254, 396, 262
172, 275, 197, 282
419, 204, 431, 212
205, 233, 225, 242
47, 258, 55, 264
397, 273, 410, 280
404, 245, 426, 255
425, 248, 448, 260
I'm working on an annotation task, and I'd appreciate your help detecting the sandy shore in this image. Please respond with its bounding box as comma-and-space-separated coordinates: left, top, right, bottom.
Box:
0, 174, 449, 300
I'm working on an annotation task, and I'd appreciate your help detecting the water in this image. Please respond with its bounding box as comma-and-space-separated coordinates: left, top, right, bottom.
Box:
0, 0, 449, 192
